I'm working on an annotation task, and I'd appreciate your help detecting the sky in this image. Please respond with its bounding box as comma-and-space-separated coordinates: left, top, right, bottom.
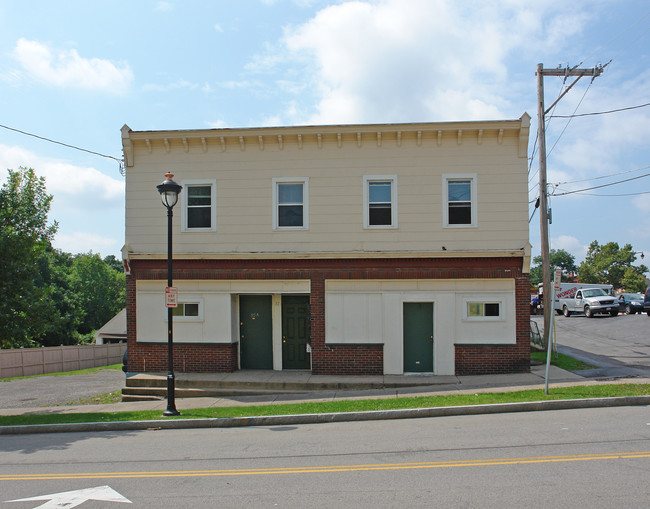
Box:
0, 0, 649, 270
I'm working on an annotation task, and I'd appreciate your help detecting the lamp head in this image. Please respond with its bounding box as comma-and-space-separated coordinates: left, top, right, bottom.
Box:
157, 172, 182, 209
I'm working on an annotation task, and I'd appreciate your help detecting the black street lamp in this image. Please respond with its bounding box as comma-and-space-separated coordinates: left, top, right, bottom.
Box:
157, 172, 182, 416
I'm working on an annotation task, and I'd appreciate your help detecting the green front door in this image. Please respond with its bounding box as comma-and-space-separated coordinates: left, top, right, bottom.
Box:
282, 295, 311, 369
240, 295, 273, 369
403, 302, 434, 373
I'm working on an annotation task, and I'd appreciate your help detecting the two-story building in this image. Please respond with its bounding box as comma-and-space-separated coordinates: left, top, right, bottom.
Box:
121, 114, 531, 377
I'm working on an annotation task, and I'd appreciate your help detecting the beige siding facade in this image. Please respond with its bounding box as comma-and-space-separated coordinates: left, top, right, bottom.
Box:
122, 117, 531, 262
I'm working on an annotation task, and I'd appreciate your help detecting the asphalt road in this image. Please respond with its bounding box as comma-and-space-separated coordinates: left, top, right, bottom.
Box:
1, 406, 648, 507
531, 312, 650, 378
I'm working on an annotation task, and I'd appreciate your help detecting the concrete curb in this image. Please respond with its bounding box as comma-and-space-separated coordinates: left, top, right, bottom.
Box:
2, 395, 648, 435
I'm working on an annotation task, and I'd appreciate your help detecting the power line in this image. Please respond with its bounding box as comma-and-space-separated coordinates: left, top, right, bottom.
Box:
527, 127, 539, 176
552, 172, 650, 196
546, 79, 593, 158
548, 101, 650, 118
0, 123, 125, 175
553, 165, 650, 186
577, 10, 650, 67
570, 190, 650, 197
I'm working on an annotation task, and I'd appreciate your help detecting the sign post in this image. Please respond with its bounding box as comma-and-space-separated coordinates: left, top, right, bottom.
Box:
544, 268, 563, 394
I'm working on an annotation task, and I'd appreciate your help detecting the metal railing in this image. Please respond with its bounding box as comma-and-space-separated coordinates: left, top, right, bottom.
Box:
530, 320, 543, 348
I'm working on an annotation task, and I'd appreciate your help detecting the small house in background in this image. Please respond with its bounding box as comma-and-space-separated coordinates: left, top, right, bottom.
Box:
94, 309, 126, 344
121, 114, 531, 376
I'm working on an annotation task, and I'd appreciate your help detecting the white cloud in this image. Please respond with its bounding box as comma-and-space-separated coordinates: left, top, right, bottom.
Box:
0, 144, 124, 210
141, 79, 201, 92
11, 38, 133, 94
0, 144, 125, 255
550, 235, 588, 261
248, 0, 598, 125
205, 119, 229, 128
260, 0, 319, 6
53, 231, 121, 256
220, 79, 257, 90
155, 1, 173, 12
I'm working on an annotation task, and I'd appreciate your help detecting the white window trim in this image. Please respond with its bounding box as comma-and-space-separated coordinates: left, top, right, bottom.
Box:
363, 175, 398, 229
462, 298, 503, 322
442, 173, 477, 228
165, 296, 204, 323
181, 179, 217, 232
272, 177, 309, 230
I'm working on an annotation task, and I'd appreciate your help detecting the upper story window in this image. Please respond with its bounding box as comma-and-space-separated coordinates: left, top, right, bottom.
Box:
443, 174, 477, 228
181, 179, 217, 232
273, 178, 309, 230
364, 175, 397, 228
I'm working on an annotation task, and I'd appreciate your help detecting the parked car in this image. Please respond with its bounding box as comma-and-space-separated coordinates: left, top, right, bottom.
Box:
644, 288, 650, 316
559, 288, 618, 318
618, 293, 644, 314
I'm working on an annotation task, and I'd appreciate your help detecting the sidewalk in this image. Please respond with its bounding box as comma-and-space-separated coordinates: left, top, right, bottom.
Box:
2, 363, 647, 418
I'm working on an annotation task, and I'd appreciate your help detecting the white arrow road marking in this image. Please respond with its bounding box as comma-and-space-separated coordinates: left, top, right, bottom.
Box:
7, 485, 132, 508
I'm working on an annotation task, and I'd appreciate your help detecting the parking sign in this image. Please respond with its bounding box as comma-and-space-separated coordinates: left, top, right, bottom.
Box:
165, 287, 178, 308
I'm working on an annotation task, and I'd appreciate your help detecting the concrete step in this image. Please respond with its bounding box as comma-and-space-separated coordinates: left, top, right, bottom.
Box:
121, 386, 307, 399
121, 371, 465, 400
121, 393, 164, 403
124, 374, 440, 392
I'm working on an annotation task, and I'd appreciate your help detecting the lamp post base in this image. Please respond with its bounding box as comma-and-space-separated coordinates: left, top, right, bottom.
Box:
163, 373, 180, 417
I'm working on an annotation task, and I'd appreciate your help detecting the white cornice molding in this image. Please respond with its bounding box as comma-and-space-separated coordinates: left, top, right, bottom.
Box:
121, 114, 531, 157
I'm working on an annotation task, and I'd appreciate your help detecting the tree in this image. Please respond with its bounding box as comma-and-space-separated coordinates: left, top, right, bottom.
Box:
69, 253, 126, 336
34, 246, 79, 346
0, 168, 58, 348
103, 254, 124, 273
530, 249, 577, 286
577, 241, 648, 291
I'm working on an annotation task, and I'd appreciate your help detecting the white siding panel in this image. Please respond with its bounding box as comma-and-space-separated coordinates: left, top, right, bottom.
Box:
326, 293, 383, 343
325, 279, 516, 374
135, 280, 309, 344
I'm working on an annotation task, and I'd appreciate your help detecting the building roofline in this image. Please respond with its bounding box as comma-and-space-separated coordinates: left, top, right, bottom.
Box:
123, 113, 530, 139
121, 113, 531, 167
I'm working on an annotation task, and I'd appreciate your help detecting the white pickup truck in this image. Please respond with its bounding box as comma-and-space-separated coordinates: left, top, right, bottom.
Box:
559, 288, 619, 318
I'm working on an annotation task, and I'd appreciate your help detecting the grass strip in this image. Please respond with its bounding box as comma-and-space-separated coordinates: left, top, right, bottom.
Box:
1, 365, 122, 382
1, 383, 647, 427
65, 390, 123, 406
530, 351, 596, 371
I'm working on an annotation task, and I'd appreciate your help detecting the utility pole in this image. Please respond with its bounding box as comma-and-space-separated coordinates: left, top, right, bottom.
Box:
536, 63, 603, 351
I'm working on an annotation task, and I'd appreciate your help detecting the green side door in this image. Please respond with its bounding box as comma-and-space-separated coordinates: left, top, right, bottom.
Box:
403, 302, 434, 373
282, 295, 311, 369
239, 295, 273, 369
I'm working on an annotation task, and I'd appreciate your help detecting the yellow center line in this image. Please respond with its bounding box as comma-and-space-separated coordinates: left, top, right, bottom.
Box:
2, 451, 649, 481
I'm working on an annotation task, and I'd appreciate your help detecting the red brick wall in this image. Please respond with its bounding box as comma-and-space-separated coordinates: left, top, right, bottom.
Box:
125, 276, 238, 373
313, 344, 384, 375
126, 257, 529, 375
454, 274, 531, 375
